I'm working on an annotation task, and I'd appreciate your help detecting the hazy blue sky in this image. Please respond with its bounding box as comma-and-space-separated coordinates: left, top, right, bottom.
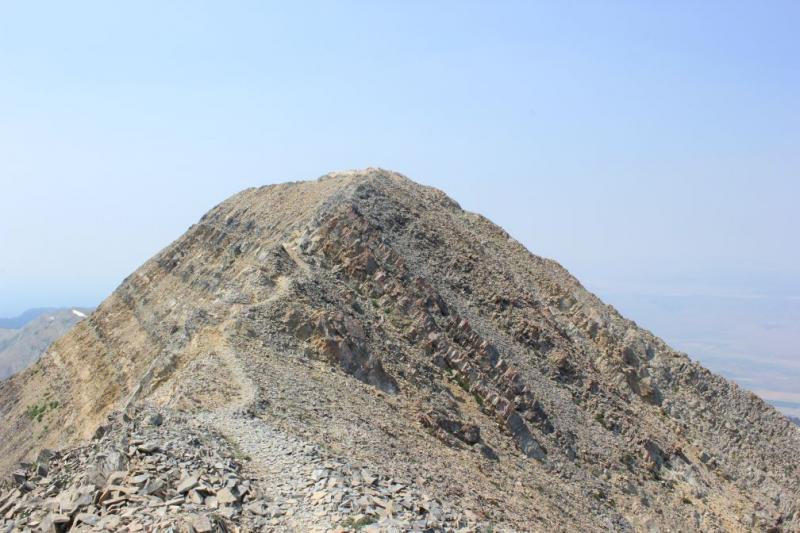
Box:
1, 2, 798, 406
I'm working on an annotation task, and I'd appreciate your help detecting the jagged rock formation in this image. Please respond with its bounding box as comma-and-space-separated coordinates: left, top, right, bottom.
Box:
1, 169, 798, 532
0, 309, 91, 380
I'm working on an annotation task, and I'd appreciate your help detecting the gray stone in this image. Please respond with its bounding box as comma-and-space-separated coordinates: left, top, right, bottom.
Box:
245, 501, 269, 516
176, 475, 199, 494
192, 515, 213, 533
216, 487, 239, 505
137, 442, 161, 454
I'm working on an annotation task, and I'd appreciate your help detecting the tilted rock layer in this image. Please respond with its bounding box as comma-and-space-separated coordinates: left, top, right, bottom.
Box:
1, 169, 798, 532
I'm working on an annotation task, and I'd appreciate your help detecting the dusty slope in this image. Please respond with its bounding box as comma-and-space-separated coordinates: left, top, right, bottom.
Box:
0, 308, 91, 379
1, 169, 798, 532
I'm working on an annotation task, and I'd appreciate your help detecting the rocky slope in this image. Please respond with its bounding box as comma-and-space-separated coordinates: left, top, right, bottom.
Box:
0, 309, 92, 380
1, 169, 798, 532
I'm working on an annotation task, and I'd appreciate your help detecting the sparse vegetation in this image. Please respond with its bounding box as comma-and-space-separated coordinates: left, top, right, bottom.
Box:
26, 399, 59, 422
473, 391, 484, 407
454, 374, 470, 392
220, 433, 251, 462
340, 515, 376, 529
621, 452, 636, 468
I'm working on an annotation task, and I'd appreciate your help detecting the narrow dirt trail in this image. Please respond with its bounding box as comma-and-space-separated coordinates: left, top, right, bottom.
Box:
190, 241, 453, 531
193, 292, 348, 530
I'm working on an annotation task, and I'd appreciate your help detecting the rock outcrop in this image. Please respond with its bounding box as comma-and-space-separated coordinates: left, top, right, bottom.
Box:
1, 169, 798, 532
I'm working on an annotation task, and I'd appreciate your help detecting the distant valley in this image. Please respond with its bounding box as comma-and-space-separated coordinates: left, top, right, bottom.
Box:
590, 278, 800, 420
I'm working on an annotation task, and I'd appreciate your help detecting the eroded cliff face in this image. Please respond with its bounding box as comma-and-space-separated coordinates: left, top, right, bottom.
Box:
2, 169, 798, 531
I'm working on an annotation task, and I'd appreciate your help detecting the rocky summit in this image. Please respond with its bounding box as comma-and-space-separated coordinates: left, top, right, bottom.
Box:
1, 169, 798, 532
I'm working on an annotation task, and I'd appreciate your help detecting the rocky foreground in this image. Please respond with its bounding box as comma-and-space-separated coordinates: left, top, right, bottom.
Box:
1, 405, 475, 532
1, 169, 798, 531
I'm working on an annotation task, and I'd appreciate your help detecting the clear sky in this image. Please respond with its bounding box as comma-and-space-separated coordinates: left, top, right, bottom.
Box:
1, 0, 798, 401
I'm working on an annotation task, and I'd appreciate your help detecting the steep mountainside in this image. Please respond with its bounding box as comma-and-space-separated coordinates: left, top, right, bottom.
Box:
0, 308, 91, 379
1, 170, 798, 532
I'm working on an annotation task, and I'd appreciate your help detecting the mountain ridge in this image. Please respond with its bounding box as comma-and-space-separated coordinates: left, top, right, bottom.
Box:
1, 169, 797, 532
0, 308, 62, 330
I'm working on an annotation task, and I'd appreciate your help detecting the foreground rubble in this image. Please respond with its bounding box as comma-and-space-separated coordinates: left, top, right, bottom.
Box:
1, 406, 245, 532
1, 405, 483, 532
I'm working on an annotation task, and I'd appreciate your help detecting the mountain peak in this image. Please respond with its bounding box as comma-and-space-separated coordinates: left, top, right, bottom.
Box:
317, 166, 408, 182
1, 170, 798, 532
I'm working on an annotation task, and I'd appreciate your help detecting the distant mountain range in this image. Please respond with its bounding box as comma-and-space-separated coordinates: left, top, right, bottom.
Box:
0, 308, 92, 379
0, 308, 63, 329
